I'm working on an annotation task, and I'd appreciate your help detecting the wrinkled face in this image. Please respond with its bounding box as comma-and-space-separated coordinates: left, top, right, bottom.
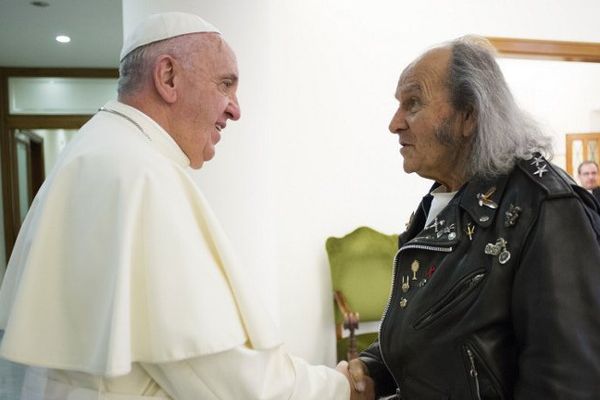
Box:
578, 163, 599, 190
174, 34, 241, 168
388, 48, 468, 186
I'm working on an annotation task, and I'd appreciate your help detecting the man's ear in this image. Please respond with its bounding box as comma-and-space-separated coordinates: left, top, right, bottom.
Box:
461, 105, 477, 138
153, 55, 178, 104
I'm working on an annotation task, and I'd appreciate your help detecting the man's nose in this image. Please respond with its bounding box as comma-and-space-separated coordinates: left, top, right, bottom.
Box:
389, 108, 407, 134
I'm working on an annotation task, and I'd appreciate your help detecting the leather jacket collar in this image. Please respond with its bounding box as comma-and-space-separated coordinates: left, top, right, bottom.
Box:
401, 174, 510, 249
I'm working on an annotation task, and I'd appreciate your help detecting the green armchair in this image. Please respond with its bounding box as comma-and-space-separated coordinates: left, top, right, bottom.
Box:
326, 226, 398, 361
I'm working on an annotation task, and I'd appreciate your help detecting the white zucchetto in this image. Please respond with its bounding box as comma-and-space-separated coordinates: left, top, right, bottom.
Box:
120, 11, 221, 61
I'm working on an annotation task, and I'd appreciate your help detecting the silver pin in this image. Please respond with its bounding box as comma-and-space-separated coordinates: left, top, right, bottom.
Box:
477, 187, 498, 209
479, 216, 490, 222
401, 275, 410, 293
448, 232, 457, 240
504, 204, 522, 227
530, 155, 544, 167
485, 242, 501, 256
417, 278, 428, 288
400, 297, 408, 308
485, 237, 511, 264
426, 217, 445, 233
499, 250, 511, 264
436, 223, 456, 239
533, 164, 548, 178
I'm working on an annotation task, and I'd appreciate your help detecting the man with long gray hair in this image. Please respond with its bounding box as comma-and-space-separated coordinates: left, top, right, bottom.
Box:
342, 36, 600, 399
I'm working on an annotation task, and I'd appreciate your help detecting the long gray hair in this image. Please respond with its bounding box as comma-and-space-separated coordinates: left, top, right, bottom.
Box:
447, 35, 553, 178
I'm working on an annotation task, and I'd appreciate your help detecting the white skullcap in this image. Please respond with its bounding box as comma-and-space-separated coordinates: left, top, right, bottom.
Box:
120, 11, 221, 61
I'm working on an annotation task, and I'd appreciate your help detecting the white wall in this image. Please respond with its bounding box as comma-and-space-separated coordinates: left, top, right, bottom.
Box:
123, 0, 600, 367
122, 0, 279, 322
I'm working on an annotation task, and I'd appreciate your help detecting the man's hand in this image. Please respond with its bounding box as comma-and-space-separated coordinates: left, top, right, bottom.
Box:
336, 359, 375, 400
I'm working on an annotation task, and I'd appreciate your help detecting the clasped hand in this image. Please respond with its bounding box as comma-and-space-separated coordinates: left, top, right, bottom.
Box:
336, 359, 375, 400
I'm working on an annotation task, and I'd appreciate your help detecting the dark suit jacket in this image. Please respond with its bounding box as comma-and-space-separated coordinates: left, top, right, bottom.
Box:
592, 187, 600, 203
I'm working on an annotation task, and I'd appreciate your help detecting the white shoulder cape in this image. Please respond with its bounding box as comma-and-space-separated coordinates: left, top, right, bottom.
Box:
0, 101, 281, 377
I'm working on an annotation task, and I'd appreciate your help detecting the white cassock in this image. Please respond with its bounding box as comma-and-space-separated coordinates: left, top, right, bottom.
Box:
0, 100, 349, 400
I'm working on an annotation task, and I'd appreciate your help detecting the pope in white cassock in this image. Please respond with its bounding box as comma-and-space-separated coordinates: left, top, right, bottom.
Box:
0, 12, 363, 400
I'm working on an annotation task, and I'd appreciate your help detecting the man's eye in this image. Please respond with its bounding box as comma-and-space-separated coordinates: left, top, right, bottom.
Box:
405, 97, 420, 112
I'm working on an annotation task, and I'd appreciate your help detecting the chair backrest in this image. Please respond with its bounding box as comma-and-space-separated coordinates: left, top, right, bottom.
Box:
326, 226, 398, 324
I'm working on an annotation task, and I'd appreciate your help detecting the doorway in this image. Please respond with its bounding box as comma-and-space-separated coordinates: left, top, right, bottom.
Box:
13, 129, 78, 224
0, 67, 118, 282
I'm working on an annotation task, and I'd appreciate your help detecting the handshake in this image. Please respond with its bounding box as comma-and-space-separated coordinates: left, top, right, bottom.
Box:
336, 358, 376, 400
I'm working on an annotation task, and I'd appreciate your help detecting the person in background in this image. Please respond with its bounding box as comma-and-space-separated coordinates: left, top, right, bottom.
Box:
0, 12, 370, 400
577, 160, 600, 202
343, 35, 600, 399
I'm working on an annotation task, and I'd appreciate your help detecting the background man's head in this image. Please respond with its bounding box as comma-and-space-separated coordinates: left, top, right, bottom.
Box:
578, 160, 599, 190
117, 12, 241, 169
389, 35, 552, 187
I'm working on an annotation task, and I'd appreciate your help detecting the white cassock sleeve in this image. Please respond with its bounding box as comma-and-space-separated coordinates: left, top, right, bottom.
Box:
140, 344, 350, 400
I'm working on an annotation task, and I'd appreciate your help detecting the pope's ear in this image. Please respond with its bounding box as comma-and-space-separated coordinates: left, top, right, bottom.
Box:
153, 55, 177, 104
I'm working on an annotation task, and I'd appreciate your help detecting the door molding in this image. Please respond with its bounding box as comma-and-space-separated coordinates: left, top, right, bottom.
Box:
486, 37, 600, 63
0, 67, 117, 270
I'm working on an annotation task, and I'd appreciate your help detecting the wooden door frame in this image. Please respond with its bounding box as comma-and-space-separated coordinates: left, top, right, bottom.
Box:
0, 67, 117, 261
13, 131, 35, 220
486, 37, 600, 63
565, 132, 600, 176
13, 130, 45, 220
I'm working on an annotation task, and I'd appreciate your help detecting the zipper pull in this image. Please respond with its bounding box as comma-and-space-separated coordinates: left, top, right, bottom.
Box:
466, 348, 482, 400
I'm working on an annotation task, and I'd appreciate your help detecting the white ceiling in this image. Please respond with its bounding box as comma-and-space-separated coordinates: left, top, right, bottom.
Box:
0, 0, 122, 68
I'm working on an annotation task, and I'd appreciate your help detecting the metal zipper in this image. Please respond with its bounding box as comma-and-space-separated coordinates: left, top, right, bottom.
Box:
377, 242, 453, 389
377, 248, 402, 390
412, 271, 485, 330
400, 243, 453, 253
466, 347, 482, 400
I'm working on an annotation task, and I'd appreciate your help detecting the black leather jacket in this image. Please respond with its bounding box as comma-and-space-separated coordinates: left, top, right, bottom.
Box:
361, 156, 600, 399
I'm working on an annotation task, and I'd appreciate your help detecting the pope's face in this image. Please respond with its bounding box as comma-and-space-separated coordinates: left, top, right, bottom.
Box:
579, 163, 599, 190
175, 34, 241, 169
388, 48, 467, 187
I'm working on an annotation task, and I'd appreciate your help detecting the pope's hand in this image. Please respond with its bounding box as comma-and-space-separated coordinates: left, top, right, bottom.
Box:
336, 359, 374, 400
